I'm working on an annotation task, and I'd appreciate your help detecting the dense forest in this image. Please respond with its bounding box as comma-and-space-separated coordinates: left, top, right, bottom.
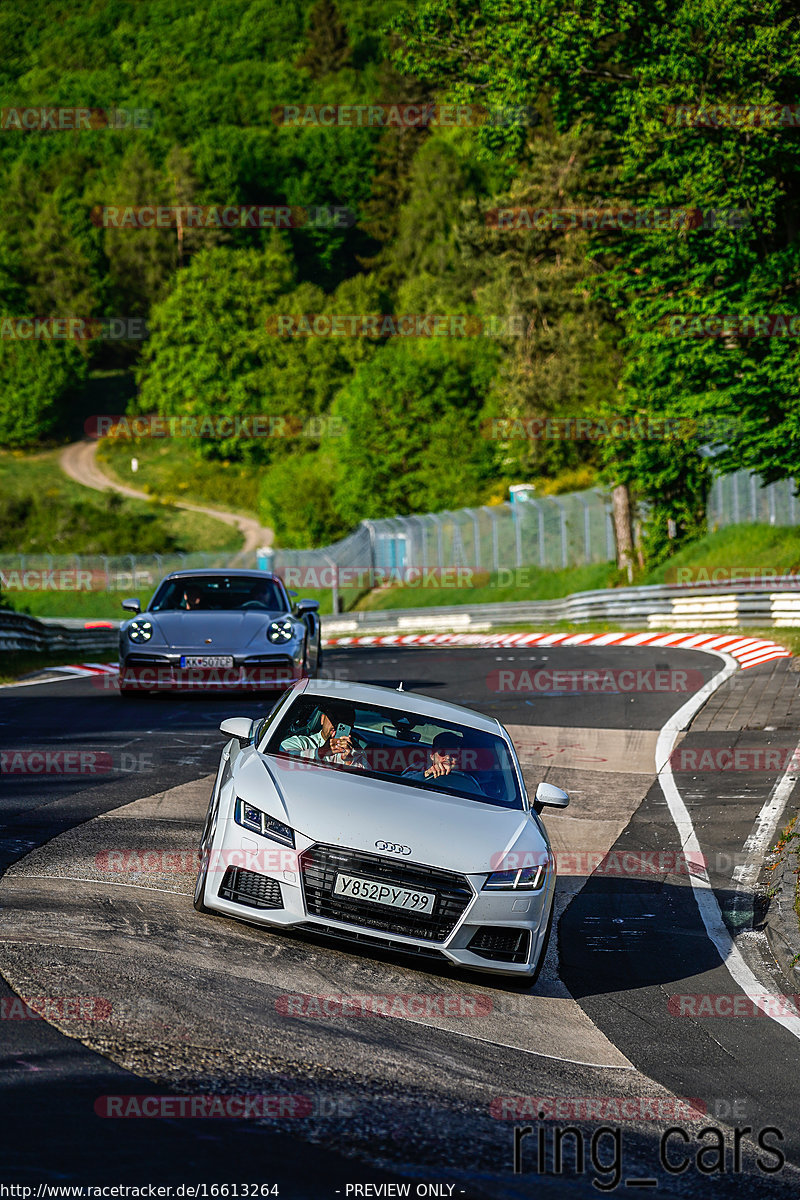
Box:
1, 0, 798, 565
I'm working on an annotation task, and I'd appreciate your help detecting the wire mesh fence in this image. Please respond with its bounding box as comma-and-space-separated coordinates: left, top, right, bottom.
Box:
707, 470, 800, 529
1, 470, 797, 618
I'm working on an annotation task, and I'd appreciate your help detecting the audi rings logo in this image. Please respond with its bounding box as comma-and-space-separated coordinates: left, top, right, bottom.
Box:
375, 841, 412, 855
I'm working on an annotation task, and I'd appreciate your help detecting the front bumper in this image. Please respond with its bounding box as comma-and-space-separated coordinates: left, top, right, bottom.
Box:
119, 652, 303, 692
203, 819, 554, 977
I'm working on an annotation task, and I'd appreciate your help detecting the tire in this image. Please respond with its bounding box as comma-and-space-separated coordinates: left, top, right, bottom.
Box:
529, 897, 555, 987
302, 636, 318, 679
193, 847, 212, 913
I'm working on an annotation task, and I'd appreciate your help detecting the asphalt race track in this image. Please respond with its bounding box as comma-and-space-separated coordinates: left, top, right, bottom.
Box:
2, 644, 800, 1198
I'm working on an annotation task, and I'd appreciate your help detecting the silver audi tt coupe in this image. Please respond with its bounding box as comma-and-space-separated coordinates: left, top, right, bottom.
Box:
193, 678, 569, 977
118, 569, 321, 695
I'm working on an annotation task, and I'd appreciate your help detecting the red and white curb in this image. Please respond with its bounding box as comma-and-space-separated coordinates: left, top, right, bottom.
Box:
4, 631, 791, 689
49, 662, 118, 677
322, 630, 791, 670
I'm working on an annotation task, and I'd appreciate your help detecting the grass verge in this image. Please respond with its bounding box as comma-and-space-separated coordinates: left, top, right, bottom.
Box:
97, 435, 262, 517
353, 563, 617, 611
0, 447, 244, 619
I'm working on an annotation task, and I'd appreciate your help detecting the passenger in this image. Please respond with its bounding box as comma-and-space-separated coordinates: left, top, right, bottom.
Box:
279, 701, 366, 769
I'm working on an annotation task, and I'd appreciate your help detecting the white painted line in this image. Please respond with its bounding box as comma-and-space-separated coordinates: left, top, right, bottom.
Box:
731, 745, 800, 888
0, 674, 75, 690
348, 1018, 634, 1070
656, 652, 800, 1037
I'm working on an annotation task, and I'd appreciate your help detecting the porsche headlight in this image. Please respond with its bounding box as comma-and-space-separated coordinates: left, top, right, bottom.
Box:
483, 864, 546, 891
267, 619, 295, 644
234, 798, 295, 847
128, 619, 153, 643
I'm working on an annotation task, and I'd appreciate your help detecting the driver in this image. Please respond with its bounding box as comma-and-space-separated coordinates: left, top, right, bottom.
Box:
401, 731, 483, 794
180, 584, 203, 610
279, 701, 366, 769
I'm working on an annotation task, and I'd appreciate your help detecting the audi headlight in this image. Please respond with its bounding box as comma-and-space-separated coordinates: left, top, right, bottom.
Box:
128, 619, 153, 643
483, 863, 546, 891
267, 619, 295, 644
234, 798, 295, 847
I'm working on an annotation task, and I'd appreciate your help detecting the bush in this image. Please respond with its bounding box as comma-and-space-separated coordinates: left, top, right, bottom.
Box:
258, 450, 349, 548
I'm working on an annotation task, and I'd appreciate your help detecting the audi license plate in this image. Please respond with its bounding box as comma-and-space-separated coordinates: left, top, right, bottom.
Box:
180, 655, 234, 669
334, 873, 435, 913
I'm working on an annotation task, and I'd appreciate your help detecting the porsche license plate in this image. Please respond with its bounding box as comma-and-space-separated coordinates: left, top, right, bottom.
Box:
333, 873, 435, 913
180, 655, 234, 669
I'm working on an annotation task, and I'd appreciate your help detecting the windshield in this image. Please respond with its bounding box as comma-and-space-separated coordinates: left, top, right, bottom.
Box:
151, 575, 285, 613
263, 695, 523, 809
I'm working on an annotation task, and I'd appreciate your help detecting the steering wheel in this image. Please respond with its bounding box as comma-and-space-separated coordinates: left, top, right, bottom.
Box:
436, 769, 486, 796
241, 600, 268, 610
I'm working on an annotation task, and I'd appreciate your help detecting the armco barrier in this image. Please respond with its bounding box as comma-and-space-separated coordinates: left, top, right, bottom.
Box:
2, 579, 798, 660
322, 581, 800, 637
0, 610, 118, 655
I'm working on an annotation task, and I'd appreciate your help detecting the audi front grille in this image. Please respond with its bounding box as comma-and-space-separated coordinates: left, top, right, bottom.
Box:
299, 844, 472, 941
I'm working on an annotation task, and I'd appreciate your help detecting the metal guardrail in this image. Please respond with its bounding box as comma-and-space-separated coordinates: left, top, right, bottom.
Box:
0, 610, 118, 655
322, 582, 800, 637
3, 581, 799, 661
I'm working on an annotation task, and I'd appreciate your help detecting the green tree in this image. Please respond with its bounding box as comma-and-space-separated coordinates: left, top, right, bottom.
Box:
100, 143, 177, 318
331, 339, 499, 525
258, 450, 347, 546
26, 183, 104, 320
0, 339, 87, 447
295, 0, 352, 78
392, 0, 800, 561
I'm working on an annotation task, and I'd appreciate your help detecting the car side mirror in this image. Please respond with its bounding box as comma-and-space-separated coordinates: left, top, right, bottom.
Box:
220, 717, 253, 742
295, 598, 319, 616
122, 598, 141, 614
535, 782, 570, 808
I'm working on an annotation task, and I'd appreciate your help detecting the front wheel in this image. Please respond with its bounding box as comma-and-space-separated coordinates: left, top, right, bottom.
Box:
193, 848, 211, 913
302, 636, 318, 679
529, 899, 554, 987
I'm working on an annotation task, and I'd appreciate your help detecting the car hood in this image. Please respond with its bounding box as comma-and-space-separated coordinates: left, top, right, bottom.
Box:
144, 610, 296, 649
232, 751, 547, 876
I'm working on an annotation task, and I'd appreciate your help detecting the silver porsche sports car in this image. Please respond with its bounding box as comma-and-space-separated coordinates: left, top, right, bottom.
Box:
118, 569, 321, 695
193, 679, 569, 977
